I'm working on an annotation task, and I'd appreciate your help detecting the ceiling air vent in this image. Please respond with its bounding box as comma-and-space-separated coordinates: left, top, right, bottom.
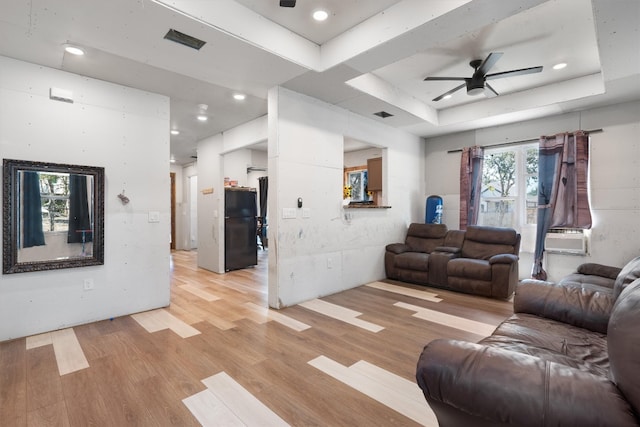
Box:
373, 111, 393, 118
164, 29, 206, 50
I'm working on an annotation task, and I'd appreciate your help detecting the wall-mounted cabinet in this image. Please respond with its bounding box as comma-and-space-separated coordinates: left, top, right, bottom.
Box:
367, 157, 382, 191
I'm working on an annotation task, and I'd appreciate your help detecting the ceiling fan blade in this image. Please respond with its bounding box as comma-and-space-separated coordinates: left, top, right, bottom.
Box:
424, 76, 467, 81
432, 83, 466, 102
477, 52, 503, 75
485, 83, 499, 98
486, 66, 543, 80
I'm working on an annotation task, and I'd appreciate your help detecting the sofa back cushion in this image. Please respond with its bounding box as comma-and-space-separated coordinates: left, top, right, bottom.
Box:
461, 226, 520, 260
608, 278, 640, 415
613, 256, 640, 298
405, 223, 448, 253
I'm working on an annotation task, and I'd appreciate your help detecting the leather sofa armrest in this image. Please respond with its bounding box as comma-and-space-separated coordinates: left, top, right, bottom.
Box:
577, 263, 622, 279
515, 280, 615, 333
417, 339, 638, 427
385, 243, 410, 254
433, 246, 461, 255
489, 253, 518, 264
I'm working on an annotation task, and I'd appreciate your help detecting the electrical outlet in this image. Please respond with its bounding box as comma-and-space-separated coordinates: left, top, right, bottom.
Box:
83, 278, 94, 291
148, 211, 160, 223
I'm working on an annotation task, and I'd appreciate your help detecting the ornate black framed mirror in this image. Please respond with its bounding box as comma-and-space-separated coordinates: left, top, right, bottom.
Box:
3, 159, 105, 274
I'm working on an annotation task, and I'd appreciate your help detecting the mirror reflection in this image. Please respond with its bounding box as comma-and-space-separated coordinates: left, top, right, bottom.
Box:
3, 159, 104, 274
18, 171, 94, 263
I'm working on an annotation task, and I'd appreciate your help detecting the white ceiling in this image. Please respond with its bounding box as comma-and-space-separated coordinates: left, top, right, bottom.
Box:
0, 0, 638, 164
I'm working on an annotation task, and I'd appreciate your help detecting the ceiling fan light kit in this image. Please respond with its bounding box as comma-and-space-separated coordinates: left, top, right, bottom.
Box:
424, 52, 543, 102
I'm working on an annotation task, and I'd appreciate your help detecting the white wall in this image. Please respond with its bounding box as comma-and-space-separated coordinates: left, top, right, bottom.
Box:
0, 56, 170, 341
268, 87, 424, 308
424, 100, 640, 282
223, 148, 252, 187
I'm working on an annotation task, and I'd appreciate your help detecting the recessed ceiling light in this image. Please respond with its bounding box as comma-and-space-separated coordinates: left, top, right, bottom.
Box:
233, 93, 246, 101
64, 45, 85, 56
197, 115, 208, 122
443, 94, 452, 100
313, 9, 329, 21
170, 130, 180, 135
553, 62, 567, 70
170, 158, 176, 163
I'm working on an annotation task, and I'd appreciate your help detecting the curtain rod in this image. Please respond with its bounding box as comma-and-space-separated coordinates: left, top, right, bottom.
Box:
446, 128, 603, 153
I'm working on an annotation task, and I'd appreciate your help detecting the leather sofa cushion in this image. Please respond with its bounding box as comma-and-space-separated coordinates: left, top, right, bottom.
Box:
559, 273, 615, 292
406, 236, 444, 254
395, 252, 429, 270
406, 223, 448, 239
608, 279, 640, 415
461, 240, 517, 260
447, 258, 491, 281
461, 226, 518, 260
480, 313, 609, 377
405, 223, 447, 253
577, 263, 621, 279
614, 256, 640, 298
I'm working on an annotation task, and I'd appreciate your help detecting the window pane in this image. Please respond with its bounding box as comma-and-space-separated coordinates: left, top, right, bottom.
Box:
482, 151, 516, 197
479, 199, 516, 228
526, 175, 538, 225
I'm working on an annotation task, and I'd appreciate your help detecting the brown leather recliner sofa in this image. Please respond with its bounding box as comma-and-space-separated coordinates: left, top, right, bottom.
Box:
385, 223, 520, 299
416, 272, 640, 426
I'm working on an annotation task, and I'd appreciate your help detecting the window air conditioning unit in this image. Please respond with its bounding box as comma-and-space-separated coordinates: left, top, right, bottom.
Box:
544, 230, 587, 255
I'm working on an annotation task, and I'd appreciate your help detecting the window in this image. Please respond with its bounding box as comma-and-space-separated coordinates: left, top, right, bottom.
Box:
478, 144, 538, 232
39, 173, 71, 232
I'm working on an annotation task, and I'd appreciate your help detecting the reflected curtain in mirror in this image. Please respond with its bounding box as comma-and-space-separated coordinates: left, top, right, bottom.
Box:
22, 171, 45, 248
67, 174, 93, 244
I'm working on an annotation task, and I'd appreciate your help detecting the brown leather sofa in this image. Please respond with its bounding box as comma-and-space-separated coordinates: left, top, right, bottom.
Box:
385, 224, 519, 299
416, 276, 640, 427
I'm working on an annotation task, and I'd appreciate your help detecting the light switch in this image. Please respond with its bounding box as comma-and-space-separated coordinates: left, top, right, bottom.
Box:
282, 208, 296, 219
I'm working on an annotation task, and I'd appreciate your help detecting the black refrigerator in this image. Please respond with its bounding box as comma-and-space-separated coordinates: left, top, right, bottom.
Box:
225, 188, 258, 271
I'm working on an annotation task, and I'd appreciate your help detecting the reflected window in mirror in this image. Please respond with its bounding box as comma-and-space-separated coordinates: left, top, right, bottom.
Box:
3, 159, 104, 274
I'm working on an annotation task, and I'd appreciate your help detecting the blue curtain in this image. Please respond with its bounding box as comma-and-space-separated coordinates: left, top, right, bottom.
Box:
68, 174, 92, 244
459, 146, 484, 229
532, 131, 591, 279
22, 171, 46, 248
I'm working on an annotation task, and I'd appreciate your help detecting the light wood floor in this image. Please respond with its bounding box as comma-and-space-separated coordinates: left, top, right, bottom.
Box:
0, 250, 514, 426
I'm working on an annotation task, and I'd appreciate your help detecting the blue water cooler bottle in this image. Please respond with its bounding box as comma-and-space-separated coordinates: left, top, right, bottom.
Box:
425, 195, 443, 224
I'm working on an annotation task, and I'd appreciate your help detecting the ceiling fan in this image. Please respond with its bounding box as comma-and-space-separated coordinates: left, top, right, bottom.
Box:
424, 52, 543, 102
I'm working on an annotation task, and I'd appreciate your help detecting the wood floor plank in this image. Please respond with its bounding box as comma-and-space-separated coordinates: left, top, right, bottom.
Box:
183, 389, 245, 427
308, 355, 436, 427
299, 298, 385, 332
394, 301, 499, 337
51, 328, 90, 376
25, 332, 53, 350
179, 284, 221, 302
26, 401, 70, 427
201, 372, 290, 426
366, 281, 443, 302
